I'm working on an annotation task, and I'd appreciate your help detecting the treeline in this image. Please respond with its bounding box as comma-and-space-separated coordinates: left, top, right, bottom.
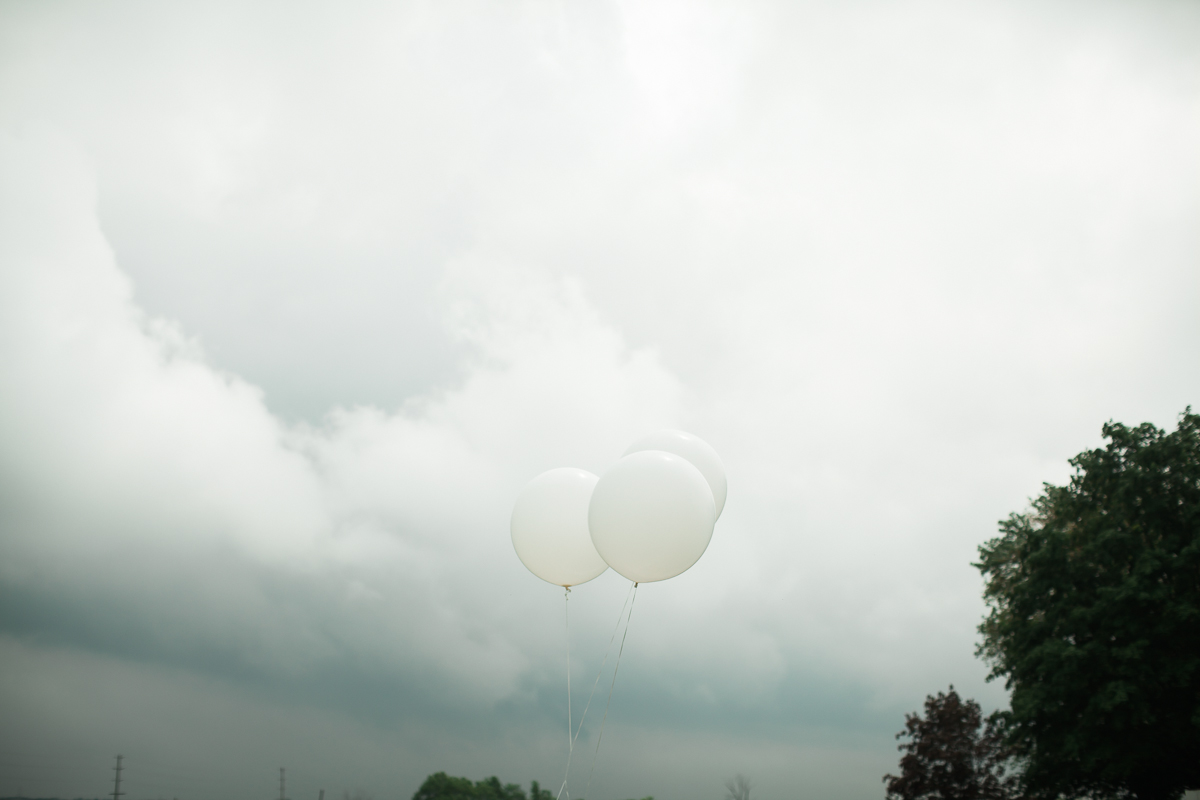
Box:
411, 773, 653, 800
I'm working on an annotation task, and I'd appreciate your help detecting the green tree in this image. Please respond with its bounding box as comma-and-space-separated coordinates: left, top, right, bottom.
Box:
976, 410, 1200, 800
412, 774, 527, 800
883, 687, 1020, 800
412, 773, 477, 800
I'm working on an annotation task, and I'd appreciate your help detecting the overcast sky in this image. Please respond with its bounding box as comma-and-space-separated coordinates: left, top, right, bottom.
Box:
0, 2, 1197, 800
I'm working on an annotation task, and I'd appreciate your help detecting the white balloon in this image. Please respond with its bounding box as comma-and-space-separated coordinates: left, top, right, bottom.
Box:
588, 451, 716, 583
511, 468, 609, 587
624, 429, 727, 519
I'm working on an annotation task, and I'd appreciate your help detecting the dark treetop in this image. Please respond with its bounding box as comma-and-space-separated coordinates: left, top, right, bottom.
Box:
884, 687, 1020, 800
411, 773, 648, 800
976, 409, 1200, 800
412, 774, 530, 800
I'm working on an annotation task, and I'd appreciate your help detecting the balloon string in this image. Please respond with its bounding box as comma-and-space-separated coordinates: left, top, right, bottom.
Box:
556, 586, 572, 800
584, 581, 638, 800
570, 582, 634, 746
566, 586, 572, 758
556, 582, 635, 800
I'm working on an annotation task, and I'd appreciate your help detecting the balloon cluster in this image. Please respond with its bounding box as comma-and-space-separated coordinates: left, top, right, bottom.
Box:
510, 430, 727, 585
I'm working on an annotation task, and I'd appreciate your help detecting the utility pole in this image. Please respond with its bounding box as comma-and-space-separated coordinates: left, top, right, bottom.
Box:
111, 755, 125, 800
280, 767, 286, 800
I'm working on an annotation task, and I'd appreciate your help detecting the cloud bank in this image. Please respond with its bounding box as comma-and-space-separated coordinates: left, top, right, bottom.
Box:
1, 2, 1198, 800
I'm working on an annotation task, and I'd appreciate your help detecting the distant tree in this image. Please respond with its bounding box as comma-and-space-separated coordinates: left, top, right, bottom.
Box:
410, 773, 648, 800
474, 777, 526, 800
412, 774, 526, 800
725, 774, 751, 800
883, 687, 1020, 800
976, 410, 1200, 800
413, 774, 477, 800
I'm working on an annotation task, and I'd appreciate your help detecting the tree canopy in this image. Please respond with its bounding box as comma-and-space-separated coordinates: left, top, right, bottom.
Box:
976, 409, 1200, 800
412, 774, 530, 800
884, 687, 1020, 800
410, 772, 648, 800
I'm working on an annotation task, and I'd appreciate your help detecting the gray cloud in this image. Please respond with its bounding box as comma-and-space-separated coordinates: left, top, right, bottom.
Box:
1, 2, 1199, 800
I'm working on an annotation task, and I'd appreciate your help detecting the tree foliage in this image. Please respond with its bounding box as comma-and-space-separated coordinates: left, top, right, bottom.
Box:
411, 773, 644, 800
725, 774, 751, 800
412, 774, 529, 800
976, 410, 1200, 800
884, 687, 1020, 800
